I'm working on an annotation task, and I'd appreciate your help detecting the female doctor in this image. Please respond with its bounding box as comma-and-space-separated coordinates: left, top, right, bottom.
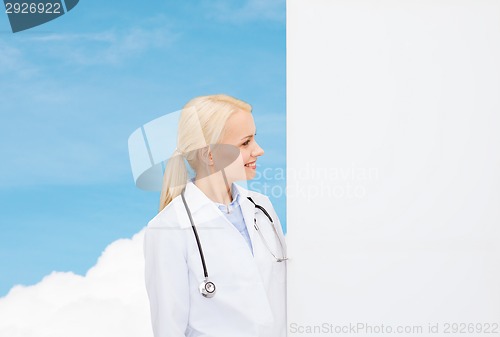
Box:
144, 94, 287, 337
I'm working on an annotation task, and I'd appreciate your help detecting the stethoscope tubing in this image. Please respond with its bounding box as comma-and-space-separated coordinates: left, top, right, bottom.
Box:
247, 196, 288, 263
181, 190, 209, 279
247, 196, 273, 222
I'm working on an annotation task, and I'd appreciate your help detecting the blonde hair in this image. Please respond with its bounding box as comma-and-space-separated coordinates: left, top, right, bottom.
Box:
159, 94, 252, 211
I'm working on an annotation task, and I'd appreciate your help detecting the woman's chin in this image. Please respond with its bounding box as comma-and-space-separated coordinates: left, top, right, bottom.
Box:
244, 170, 257, 180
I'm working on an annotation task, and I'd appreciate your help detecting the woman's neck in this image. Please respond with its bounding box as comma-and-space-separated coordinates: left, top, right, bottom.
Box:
194, 172, 233, 205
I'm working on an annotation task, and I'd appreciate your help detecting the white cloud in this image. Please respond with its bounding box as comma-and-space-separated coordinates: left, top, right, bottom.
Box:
0, 41, 38, 78
0, 230, 153, 337
26, 32, 116, 43
203, 0, 285, 23
22, 25, 178, 66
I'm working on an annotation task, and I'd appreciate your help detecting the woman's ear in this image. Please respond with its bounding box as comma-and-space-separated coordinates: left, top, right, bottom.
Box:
197, 146, 214, 166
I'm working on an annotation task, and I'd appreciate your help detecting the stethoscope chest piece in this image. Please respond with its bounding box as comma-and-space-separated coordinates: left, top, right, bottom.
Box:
199, 278, 216, 298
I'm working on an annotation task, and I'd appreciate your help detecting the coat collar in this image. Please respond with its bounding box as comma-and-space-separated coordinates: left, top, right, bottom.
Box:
183, 181, 259, 251
183, 181, 251, 214
182, 181, 211, 214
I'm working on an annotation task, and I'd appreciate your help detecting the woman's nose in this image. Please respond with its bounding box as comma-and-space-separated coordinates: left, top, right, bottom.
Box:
253, 142, 264, 157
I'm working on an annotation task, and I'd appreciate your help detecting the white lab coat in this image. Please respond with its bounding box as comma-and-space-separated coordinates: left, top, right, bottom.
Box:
144, 181, 287, 337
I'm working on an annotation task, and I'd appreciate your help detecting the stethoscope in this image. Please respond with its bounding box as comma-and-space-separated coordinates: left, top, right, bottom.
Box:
180, 189, 287, 298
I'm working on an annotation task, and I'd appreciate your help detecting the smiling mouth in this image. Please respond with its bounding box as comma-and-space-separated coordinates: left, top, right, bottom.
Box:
244, 161, 256, 168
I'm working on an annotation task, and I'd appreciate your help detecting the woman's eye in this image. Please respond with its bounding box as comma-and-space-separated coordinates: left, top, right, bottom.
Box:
242, 140, 250, 146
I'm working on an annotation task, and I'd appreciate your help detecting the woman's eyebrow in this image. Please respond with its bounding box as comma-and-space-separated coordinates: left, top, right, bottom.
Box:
240, 132, 256, 140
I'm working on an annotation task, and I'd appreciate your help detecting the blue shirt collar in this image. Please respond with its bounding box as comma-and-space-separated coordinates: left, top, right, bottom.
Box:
214, 182, 241, 213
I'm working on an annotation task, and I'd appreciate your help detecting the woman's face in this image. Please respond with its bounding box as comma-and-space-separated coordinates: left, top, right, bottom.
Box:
218, 109, 264, 181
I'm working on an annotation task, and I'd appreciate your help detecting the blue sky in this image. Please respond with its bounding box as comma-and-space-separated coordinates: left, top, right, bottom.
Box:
0, 0, 285, 296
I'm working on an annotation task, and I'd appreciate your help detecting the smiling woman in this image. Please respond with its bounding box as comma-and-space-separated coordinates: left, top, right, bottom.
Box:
144, 94, 287, 337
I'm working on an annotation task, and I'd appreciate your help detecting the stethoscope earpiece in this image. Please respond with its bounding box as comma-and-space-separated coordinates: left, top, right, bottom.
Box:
199, 279, 216, 298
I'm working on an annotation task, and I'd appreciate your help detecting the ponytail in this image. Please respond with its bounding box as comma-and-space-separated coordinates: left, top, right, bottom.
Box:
159, 150, 188, 211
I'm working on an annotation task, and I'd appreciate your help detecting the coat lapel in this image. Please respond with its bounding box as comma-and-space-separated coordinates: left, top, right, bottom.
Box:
236, 185, 273, 282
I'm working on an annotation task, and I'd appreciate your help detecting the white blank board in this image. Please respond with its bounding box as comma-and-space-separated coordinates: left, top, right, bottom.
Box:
287, 1, 500, 336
